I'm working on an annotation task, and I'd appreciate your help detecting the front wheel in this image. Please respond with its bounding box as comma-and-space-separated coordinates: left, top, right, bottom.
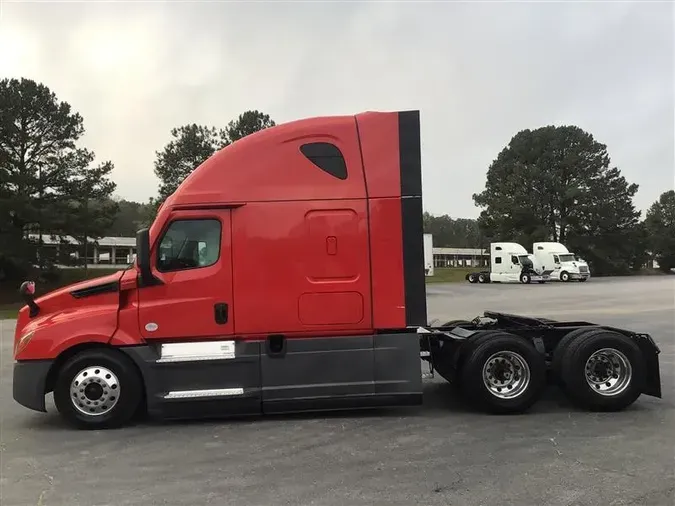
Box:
53, 348, 143, 429
520, 272, 531, 284
459, 333, 546, 414
560, 271, 570, 282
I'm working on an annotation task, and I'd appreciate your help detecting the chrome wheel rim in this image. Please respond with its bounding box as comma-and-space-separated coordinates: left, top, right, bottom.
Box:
584, 348, 632, 396
69, 366, 120, 416
482, 351, 531, 399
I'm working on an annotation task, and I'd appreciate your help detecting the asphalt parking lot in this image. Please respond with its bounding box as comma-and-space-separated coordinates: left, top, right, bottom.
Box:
1, 276, 673, 506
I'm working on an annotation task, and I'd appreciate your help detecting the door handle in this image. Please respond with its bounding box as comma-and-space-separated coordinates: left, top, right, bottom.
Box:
214, 303, 228, 324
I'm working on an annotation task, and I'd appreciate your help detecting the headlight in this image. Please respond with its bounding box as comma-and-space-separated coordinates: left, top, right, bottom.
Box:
15, 330, 35, 356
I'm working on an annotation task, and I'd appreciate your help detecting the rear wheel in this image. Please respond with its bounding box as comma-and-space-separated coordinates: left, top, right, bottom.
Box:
467, 273, 478, 283
551, 327, 598, 386
459, 332, 546, 414
558, 330, 645, 411
53, 348, 143, 429
478, 273, 489, 283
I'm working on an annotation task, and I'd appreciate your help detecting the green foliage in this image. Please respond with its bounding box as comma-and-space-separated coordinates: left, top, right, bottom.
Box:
425, 267, 475, 283
0, 77, 117, 280
645, 190, 675, 272
473, 125, 643, 275
153, 110, 276, 206
224, 110, 276, 143
153, 124, 228, 203
422, 212, 484, 248
107, 198, 155, 236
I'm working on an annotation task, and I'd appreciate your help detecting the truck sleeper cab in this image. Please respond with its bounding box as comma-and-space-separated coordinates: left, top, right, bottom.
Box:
12, 110, 661, 429
465, 242, 552, 284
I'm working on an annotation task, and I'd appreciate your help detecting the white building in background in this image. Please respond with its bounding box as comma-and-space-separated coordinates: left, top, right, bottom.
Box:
424, 234, 490, 270
432, 246, 489, 268
28, 234, 136, 268
423, 234, 434, 277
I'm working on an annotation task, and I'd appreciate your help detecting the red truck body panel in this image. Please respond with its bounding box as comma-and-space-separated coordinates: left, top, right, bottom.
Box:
12, 109, 428, 422
14, 110, 427, 361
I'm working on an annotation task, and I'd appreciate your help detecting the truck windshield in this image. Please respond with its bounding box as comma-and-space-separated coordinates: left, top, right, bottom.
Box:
558, 254, 575, 262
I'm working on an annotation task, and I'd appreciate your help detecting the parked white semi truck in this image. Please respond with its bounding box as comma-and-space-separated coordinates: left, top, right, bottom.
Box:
532, 242, 591, 282
466, 242, 552, 284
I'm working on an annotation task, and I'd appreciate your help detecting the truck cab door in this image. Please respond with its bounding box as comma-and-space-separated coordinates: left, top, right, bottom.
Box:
510, 255, 521, 280
136, 209, 261, 418
138, 210, 235, 340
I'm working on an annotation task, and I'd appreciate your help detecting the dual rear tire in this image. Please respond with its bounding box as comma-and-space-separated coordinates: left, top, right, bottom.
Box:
457, 331, 546, 414
448, 328, 646, 414
466, 272, 489, 284
552, 328, 645, 411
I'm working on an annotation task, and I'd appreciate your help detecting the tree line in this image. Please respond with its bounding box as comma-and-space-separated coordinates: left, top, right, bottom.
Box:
1, 77, 673, 285
474, 125, 674, 275
427, 125, 674, 276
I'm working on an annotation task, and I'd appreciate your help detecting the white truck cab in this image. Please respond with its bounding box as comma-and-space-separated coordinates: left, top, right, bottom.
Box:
464, 242, 550, 284
532, 242, 591, 282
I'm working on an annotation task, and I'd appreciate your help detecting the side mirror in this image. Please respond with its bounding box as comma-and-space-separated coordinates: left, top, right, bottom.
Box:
136, 228, 161, 287
19, 281, 40, 317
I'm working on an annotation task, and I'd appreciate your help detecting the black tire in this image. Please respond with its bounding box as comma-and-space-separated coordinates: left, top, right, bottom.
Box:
551, 327, 599, 386
53, 348, 143, 430
520, 272, 531, 284
478, 273, 488, 284
467, 273, 478, 283
558, 330, 646, 412
560, 271, 570, 282
459, 332, 546, 414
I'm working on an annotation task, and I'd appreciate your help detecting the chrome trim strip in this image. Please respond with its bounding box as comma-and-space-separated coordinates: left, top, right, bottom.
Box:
163, 388, 244, 399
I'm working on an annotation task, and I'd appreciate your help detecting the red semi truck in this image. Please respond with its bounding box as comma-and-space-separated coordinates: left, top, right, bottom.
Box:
12, 110, 662, 429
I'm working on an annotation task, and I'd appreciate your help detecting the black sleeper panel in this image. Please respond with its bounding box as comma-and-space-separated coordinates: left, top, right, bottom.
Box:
398, 110, 428, 327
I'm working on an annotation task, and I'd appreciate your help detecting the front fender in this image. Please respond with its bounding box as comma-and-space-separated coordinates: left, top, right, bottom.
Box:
15, 303, 119, 360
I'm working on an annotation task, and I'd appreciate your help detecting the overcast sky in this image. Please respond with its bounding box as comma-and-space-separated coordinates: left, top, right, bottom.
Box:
1, 0, 673, 218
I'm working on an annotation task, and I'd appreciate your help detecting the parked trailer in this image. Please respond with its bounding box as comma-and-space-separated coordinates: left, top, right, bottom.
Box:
12, 110, 661, 429
533, 242, 591, 282
466, 242, 553, 284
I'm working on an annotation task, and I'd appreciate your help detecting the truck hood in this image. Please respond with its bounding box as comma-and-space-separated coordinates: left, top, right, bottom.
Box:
561, 261, 587, 269
34, 270, 125, 308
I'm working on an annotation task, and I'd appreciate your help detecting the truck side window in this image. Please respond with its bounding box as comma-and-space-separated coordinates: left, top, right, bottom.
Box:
511, 256, 519, 264
495, 256, 502, 264
553, 255, 560, 263
300, 142, 348, 180
156, 219, 221, 272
